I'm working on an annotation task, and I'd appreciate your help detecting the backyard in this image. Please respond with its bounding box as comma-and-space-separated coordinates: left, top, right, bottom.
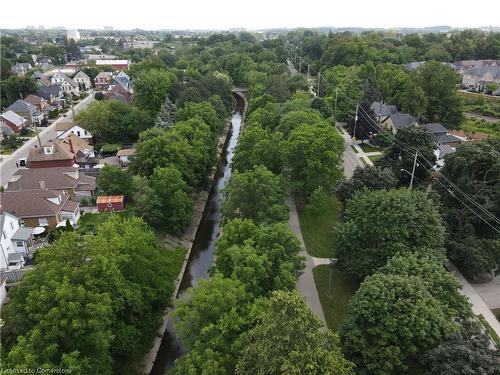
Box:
313, 265, 358, 330
296, 194, 342, 258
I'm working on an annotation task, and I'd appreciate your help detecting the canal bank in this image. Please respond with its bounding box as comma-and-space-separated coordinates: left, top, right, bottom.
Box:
144, 92, 246, 374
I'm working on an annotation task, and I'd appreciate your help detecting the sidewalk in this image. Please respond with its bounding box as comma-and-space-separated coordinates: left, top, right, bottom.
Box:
287, 198, 326, 325
447, 261, 500, 337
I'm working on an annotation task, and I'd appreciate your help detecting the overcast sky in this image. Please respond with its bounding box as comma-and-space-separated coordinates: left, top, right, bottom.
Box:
3, 0, 499, 30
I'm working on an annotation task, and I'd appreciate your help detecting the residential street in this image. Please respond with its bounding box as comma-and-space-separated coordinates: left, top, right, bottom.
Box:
0, 92, 95, 187
336, 122, 364, 177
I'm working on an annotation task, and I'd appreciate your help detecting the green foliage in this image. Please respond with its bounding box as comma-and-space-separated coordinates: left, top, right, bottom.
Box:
282, 123, 344, 197
236, 291, 355, 375
306, 186, 329, 215
96, 165, 134, 198
0, 75, 37, 108
311, 97, 333, 118
246, 102, 281, 130
133, 68, 178, 113
341, 272, 459, 374
277, 109, 328, 135
1, 217, 185, 373
336, 189, 446, 280
336, 166, 398, 204
132, 166, 193, 235
76, 100, 153, 144
231, 125, 283, 174
172, 275, 251, 349
422, 319, 500, 375
215, 218, 304, 295
176, 101, 220, 133
222, 165, 289, 224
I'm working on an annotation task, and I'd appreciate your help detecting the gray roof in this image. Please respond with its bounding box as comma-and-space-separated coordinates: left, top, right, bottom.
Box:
12, 227, 34, 241
390, 113, 417, 129
435, 134, 464, 144
462, 66, 500, 80
6, 100, 36, 113
0, 190, 69, 218
438, 144, 456, 158
7, 253, 24, 262
371, 102, 398, 117
7, 167, 96, 192
423, 123, 448, 135
36, 85, 62, 100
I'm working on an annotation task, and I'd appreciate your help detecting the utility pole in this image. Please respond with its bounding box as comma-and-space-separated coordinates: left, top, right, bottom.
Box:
299, 56, 302, 74
353, 103, 359, 141
307, 64, 310, 81
410, 151, 418, 189
334, 88, 338, 114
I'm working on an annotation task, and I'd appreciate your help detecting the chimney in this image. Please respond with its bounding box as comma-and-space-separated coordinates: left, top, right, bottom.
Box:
39, 180, 46, 190
68, 137, 74, 154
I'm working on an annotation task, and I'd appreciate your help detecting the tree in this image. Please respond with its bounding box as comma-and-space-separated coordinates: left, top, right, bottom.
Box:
76, 100, 153, 144
236, 291, 355, 375
222, 165, 288, 224
148, 166, 193, 235
154, 96, 177, 129
310, 97, 333, 119
277, 109, 328, 135
336, 189, 446, 280
417, 61, 464, 126
96, 165, 133, 198
379, 126, 437, 186
341, 273, 459, 374
172, 275, 251, 349
1, 75, 37, 108
176, 101, 220, 134
133, 69, 178, 113
215, 219, 304, 295
336, 166, 398, 204
395, 72, 427, 120
232, 125, 283, 174
422, 319, 500, 375
247, 93, 276, 114
282, 123, 344, 197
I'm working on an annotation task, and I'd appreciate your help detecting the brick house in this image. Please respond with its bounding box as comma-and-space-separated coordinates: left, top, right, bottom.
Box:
28, 142, 75, 168
0, 110, 27, 134
94, 72, 113, 90
23, 95, 49, 112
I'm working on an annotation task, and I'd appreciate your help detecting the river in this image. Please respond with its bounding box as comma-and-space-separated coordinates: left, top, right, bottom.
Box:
150, 95, 244, 374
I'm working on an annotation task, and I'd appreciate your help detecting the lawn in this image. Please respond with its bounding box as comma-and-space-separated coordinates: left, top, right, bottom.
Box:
313, 265, 358, 331
296, 195, 342, 258
359, 142, 380, 153
368, 154, 382, 162
460, 118, 500, 138
78, 210, 132, 234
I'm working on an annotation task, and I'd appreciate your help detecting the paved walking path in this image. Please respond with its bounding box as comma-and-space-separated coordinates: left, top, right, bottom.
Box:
335, 123, 364, 177
351, 143, 374, 166
447, 261, 500, 337
287, 198, 326, 324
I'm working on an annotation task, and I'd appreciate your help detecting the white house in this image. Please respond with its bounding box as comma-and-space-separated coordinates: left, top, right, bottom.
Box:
116, 148, 136, 166
55, 120, 93, 143
0, 212, 35, 271
51, 72, 79, 95
73, 71, 91, 91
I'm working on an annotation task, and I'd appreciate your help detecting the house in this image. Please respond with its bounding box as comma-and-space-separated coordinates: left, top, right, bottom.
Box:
96, 195, 125, 212
384, 113, 418, 134
0, 190, 80, 229
6, 167, 96, 201
11, 63, 32, 76
0, 110, 28, 134
35, 57, 53, 69
94, 72, 113, 90
50, 72, 79, 95
96, 59, 129, 70
423, 123, 465, 147
59, 134, 98, 169
32, 71, 52, 87
113, 71, 131, 89
116, 148, 136, 166
23, 95, 49, 112
123, 40, 156, 49
370, 101, 398, 124
0, 211, 40, 270
55, 120, 93, 143
461, 66, 500, 92
28, 142, 76, 168
73, 71, 91, 91
5, 100, 44, 126
36, 85, 64, 105
104, 84, 132, 103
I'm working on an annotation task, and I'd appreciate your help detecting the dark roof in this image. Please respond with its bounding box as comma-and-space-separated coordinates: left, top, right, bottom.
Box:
0, 190, 69, 218
423, 123, 448, 135
435, 134, 464, 144
28, 142, 74, 163
7, 167, 96, 192
36, 85, 62, 100
390, 113, 417, 129
370, 101, 398, 117
6, 100, 36, 113
23, 95, 45, 106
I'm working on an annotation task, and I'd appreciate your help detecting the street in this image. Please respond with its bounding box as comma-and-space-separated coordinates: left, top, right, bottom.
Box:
0, 91, 95, 187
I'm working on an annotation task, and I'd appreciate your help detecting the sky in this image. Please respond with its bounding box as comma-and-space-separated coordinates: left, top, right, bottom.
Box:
3, 0, 500, 30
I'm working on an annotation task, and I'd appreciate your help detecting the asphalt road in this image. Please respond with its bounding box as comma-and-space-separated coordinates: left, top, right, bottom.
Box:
0, 92, 95, 187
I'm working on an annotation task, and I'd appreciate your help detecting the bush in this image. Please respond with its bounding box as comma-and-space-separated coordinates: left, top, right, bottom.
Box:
100, 143, 121, 155
307, 186, 329, 215
94, 92, 104, 101
80, 198, 89, 207
48, 109, 59, 119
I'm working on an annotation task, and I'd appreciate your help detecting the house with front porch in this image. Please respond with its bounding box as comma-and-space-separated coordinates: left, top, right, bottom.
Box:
1, 211, 39, 271
73, 71, 91, 91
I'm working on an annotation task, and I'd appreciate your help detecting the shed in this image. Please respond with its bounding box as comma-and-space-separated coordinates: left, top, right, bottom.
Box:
96, 195, 125, 212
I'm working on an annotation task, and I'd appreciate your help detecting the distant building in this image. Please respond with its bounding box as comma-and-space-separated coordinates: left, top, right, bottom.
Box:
50, 72, 79, 95
73, 71, 91, 91
66, 29, 80, 42
95, 59, 129, 70
94, 72, 113, 90
11, 63, 32, 76
123, 40, 156, 49
384, 113, 418, 134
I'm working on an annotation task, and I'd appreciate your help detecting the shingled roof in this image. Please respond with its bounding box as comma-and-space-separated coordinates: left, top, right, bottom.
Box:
0, 190, 69, 218
7, 167, 96, 192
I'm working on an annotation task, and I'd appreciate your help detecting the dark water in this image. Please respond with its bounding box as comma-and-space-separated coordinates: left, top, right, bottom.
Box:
150, 98, 244, 375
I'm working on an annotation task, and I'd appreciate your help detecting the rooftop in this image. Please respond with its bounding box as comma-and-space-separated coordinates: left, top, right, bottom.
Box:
7, 167, 96, 192
0, 190, 69, 218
